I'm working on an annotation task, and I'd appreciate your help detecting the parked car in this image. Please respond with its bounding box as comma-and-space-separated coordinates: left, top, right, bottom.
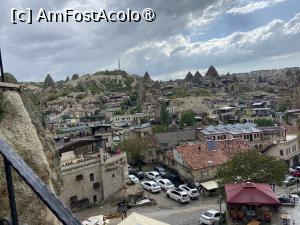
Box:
162, 173, 184, 187
278, 195, 295, 204
128, 175, 139, 184
145, 171, 161, 180
178, 184, 200, 199
166, 189, 190, 203
200, 210, 223, 225
291, 170, 300, 177
154, 166, 167, 176
141, 181, 161, 193
129, 169, 145, 180
289, 167, 296, 174
157, 179, 175, 191
283, 176, 297, 186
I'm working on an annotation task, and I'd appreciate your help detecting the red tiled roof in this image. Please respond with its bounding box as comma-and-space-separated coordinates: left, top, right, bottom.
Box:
175, 139, 250, 170
165, 150, 174, 160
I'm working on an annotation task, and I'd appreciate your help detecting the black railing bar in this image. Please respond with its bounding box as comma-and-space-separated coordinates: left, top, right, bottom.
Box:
0, 138, 81, 225
4, 158, 19, 225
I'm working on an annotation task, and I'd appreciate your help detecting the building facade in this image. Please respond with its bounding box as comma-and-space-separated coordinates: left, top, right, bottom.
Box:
263, 135, 299, 167
197, 123, 286, 150
58, 137, 127, 209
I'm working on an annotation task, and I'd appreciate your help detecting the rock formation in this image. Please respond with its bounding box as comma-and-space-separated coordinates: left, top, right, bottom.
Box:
185, 71, 194, 82
43, 74, 55, 89
3, 73, 18, 84
0, 91, 60, 225
71, 74, 79, 81
193, 71, 202, 83
205, 65, 219, 79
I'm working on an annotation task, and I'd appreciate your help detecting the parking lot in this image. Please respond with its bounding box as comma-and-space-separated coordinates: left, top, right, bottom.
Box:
130, 185, 223, 225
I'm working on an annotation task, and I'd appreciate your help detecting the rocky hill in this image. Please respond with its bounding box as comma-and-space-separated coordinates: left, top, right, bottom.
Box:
0, 91, 61, 225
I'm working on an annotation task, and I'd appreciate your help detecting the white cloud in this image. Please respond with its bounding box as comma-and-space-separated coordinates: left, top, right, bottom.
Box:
121, 12, 300, 79
227, 0, 285, 15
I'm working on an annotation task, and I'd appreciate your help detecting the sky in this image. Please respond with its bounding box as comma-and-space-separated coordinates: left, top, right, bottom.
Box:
1, 0, 300, 82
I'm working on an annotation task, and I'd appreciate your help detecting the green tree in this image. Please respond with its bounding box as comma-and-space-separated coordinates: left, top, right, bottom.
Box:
179, 110, 195, 127
117, 137, 151, 170
216, 150, 288, 187
160, 103, 170, 126
254, 118, 274, 126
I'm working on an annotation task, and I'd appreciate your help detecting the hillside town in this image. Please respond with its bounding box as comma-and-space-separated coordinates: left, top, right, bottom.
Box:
1, 1, 300, 224
6, 66, 297, 224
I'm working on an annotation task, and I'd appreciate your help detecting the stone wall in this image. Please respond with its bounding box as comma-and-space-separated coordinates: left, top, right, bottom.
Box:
155, 128, 196, 146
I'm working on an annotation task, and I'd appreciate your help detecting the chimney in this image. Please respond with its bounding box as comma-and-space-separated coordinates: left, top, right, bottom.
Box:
208, 161, 213, 166
198, 145, 201, 151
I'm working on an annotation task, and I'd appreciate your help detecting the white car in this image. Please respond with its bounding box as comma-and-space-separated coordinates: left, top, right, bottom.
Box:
82, 215, 109, 225
178, 184, 200, 199
145, 171, 161, 180
200, 210, 221, 225
283, 176, 297, 186
166, 189, 190, 203
141, 181, 161, 193
157, 179, 175, 191
129, 174, 139, 184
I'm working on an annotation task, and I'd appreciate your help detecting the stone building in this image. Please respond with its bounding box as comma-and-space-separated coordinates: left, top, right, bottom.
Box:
58, 137, 127, 209
164, 139, 250, 183
262, 134, 299, 167
197, 123, 286, 150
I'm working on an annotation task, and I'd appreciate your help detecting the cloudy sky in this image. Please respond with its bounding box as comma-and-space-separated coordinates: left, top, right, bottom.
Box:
1, 0, 300, 82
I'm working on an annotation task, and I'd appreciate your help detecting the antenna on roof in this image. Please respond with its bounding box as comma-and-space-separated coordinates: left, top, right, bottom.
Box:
0, 48, 4, 82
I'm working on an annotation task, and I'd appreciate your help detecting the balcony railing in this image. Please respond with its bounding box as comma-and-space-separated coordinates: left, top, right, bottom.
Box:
0, 138, 81, 225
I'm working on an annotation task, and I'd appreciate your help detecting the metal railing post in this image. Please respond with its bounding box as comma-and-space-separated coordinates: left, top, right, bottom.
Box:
4, 158, 19, 225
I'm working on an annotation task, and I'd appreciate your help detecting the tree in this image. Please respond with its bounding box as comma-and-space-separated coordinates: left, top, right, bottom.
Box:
179, 110, 195, 127
160, 103, 171, 126
216, 150, 288, 187
254, 118, 274, 126
117, 137, 151, 170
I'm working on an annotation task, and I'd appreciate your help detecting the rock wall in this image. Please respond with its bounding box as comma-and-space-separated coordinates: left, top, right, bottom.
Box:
0, 91, 60, 225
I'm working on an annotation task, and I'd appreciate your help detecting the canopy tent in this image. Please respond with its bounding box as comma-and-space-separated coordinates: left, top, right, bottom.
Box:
200, 180, 218, 191
118, 213, 170, 225
225, 182, 280, 206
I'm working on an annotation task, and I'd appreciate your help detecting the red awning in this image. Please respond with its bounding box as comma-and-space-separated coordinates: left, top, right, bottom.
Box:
225, 182, 280, 206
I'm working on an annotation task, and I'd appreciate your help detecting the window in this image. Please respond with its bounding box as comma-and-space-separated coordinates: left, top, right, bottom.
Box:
112, 173, 115, 178
76, 174, 83, 181
280, 150, 283, 156
202, 170, 208, 178
89, 173, 94, 182
93, 195, 97, 203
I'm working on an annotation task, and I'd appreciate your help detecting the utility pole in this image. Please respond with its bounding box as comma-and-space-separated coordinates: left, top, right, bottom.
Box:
0, 48, 4, 82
